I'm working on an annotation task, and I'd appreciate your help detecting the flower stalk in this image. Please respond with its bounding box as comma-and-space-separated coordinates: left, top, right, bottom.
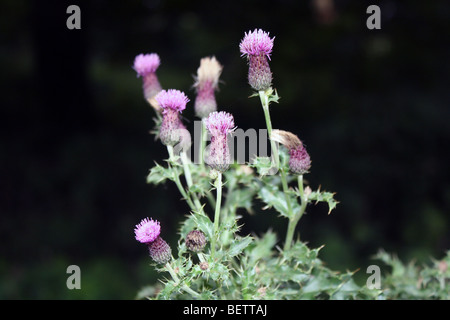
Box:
167, 145, 196, 211
259, 90, 280, 170
211, 172, 223, 258
284, 174, 307, 251
180, 150, 203, 212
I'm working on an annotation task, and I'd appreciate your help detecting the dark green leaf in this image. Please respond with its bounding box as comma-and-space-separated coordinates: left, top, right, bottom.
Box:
228, 236, 253, 258
307, 188, 339, 214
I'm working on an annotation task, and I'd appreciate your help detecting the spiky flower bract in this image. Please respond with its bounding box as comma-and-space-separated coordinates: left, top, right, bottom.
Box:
289, 145, 311, 175
148, 236, 172, 264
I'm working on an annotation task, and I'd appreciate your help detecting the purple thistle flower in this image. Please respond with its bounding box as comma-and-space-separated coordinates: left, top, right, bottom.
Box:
204, 111, 235, 172
156, 89, 190, 146
148, 236, 172, 264
239, 29, 274, 60
134, 217, 161, 244
133, 53, 163, 101
239, 29, 275, 91
203, 111, 235, 137
155, 89, 189, 113
133, 53, 160, 76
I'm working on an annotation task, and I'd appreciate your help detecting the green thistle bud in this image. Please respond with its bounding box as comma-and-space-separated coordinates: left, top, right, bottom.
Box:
185, 230, 207, 252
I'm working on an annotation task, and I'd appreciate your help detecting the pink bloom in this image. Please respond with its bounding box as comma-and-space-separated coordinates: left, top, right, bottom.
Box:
239, 29, 274, 60
155, 89, 189, 113
133, 53, 161, 77
134, 218, 161, 244
204, 112, 235, 172
203, 111, 235, 137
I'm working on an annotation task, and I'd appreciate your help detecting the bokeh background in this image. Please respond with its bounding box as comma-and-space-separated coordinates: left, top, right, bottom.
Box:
1, 0, 449, 299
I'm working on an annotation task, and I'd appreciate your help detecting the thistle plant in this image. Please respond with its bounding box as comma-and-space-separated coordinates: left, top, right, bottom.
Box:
132, 30, 448, 300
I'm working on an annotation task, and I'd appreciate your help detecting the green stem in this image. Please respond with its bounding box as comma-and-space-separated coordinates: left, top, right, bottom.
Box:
167, 146, 196, 211
165, 262, 200, 298
222, 174, 237, 220
180, 151, 203, 212
283, 175, 307, 251
211, 172, 223, 258
197, 252, 206, 263
257, 90, 300, 250
259, 90, 279, 170
206, 192, 216, 210
280, 168, 293, 218
167, 145, 175, 159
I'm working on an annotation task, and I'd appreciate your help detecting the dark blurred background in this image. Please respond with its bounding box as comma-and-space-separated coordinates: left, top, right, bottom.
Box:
0, 0, 449, 299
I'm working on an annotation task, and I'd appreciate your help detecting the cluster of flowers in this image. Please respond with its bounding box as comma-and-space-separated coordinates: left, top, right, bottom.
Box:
133, 28, 311, 264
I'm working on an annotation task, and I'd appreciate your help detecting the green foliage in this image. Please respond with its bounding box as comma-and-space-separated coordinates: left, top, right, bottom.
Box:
305, 188, 339, 215
373, 250, 450, 299
147, 162, 178, 185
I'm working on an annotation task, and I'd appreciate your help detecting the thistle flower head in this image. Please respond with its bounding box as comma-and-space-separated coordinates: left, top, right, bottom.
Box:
239, 29, 275, 60
134, 217, 161, 244
185, 230, 207, 252
159, 105, 188, 147
155, 89, 189, 113
271, 130, 311, 175
133, 53, 161, 77
240, 29, 274, 91
289, 145, 311, 175
203, 111, 235, 172
203, 111, 235, 137
194, 56, 223, 90
193, 57, 223, 118
156, 90, 189, 146
148, 236, 172, 264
